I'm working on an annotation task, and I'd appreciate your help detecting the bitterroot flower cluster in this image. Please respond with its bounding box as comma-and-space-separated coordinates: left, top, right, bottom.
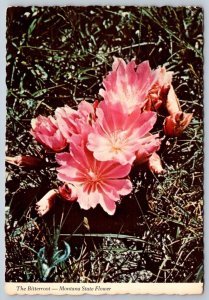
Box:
28, 57, 192, 215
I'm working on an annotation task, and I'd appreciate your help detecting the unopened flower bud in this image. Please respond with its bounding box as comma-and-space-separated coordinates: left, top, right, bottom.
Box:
35, 189, 58, 216
135, 148, 152, 165
6, 155, 44, 168
58, 183, 77, 202
135, 134, 161, 165
164, 112, 193, 137
148, 152, 165, 174
165, 85, 181, 115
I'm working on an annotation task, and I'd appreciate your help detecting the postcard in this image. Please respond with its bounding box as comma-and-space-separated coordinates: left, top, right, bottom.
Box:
5, 5, 203, 295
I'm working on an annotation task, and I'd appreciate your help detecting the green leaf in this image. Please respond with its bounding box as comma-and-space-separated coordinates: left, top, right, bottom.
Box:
196, 264, 204, 282
28, 19, 38, 37
53, 241, 71, 265
32, 88, 48, 98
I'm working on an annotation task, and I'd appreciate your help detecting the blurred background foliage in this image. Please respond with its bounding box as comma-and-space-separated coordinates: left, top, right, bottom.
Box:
6, 6, 203, 283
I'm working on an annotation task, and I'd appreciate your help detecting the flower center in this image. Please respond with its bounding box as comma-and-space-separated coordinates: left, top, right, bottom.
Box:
88, 170, 99, 182
109, 131, 126, 153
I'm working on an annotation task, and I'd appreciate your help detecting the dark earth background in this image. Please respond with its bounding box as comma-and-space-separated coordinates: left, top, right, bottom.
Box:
5, 6, 203, 283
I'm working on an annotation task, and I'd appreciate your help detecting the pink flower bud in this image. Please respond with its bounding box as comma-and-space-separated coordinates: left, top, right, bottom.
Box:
35, 189, 58, 217
145, 67, 173, 111
165, 85, 181, 115
135, 133, 161, 165
58, 183, 77, 202
144, 94, 162, 111
148, 152, 165, 174
135, 148, 152, 165
6, 155, 44, 168
164, 112, 193, 137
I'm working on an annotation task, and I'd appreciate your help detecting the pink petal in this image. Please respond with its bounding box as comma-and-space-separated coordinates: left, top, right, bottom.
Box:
57, 165, 84, 180
103, 179, 132, 196
78, 100, 94, 117
135, 147, 151, 164
127, 60, 137, 86
55, 105, 79, 141
77, 189, 101, 210
157, 66, 173, 87
87, 133, 110, 152
128, 111, 157, 136
96, 101, 125, 133
51, 130, 66, 151
70, 143, 91, 170
101, 162, 132, 179
56, 152, 72, 166
56, 152, 88, 182
99, 193, 116, 215
112, 57, 127, 71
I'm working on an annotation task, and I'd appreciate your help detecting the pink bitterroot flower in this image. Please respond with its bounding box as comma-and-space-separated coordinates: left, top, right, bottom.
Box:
55, 100, 97, 143
56, 142, 132, 215
99, 57, 157, 114
87, 101, 159, 165
31, 115, 67, 152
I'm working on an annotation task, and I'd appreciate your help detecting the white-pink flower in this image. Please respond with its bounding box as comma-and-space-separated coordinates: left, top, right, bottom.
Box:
99, 57, 157, 114
56, 142, 132, 215
87, 101, 159, 165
